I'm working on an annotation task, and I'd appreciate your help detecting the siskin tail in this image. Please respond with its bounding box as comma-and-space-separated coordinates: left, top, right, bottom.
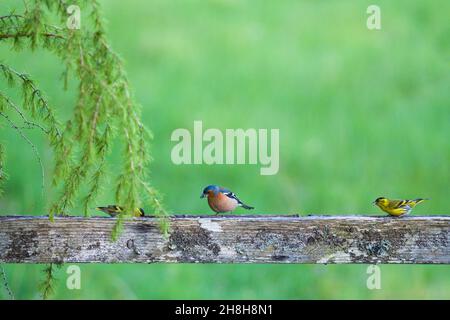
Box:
96, 205, 121, 217
411, 198, 430, 207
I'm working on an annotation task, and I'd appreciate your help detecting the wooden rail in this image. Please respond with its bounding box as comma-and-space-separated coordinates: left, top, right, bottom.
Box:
0, 215, 449, 264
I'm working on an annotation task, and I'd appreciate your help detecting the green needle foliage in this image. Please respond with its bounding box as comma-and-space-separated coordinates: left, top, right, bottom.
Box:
0, 144, 6, 198
39, 263, 61, 300
0, 1, 169, 238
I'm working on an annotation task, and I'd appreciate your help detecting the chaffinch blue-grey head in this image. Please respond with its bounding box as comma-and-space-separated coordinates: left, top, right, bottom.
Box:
201, 185, 254, 214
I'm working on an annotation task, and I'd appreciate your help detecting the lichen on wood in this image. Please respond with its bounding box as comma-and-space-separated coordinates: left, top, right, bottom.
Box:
0, 215, 448, 264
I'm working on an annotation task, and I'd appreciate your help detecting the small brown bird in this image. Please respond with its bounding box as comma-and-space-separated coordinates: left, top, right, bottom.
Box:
373, 197, 428, 217
96, 205, 145, 217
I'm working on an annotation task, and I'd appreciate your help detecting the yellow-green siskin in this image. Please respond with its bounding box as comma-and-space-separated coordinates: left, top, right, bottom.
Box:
96, 205, 145, 217
373, 197, 428, 217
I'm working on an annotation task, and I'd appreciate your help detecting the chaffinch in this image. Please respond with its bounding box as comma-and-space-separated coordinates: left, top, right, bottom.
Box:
201, 185, 254, 214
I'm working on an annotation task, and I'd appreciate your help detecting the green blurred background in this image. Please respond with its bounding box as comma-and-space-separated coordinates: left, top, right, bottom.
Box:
1, 0, 449, 299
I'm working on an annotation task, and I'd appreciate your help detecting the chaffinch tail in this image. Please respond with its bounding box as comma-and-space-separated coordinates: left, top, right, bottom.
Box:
96, 205, 145, 217
201, 185, 254, 214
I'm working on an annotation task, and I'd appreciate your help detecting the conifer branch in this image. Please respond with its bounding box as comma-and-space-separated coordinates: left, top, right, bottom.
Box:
0, 145, 6, 198
0, 110, 45, 197
0, 265, 14, 300
39, 263, 57, 300
1, 0, 168, 238
0, 91, 49, 134
0, 64, 61, 139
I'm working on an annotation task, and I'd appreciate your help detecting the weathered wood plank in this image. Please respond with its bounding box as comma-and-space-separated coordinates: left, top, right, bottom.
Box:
0, 215, 449, 264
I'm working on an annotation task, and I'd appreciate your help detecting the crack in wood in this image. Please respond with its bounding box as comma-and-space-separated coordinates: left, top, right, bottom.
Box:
0, 216, 448, 264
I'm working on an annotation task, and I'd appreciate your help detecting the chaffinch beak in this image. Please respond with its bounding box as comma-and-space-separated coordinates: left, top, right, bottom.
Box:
200, 193, 206, 199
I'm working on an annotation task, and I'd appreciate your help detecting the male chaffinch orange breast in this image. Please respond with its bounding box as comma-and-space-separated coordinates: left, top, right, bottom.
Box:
201, 185, 254, 214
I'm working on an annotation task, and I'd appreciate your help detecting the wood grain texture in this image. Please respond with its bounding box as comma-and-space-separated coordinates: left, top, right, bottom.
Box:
0, 215, 449, 264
